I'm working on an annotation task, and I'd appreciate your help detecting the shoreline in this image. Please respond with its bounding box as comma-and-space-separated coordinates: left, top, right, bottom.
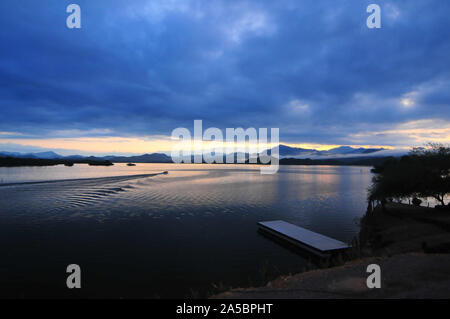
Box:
0, 157, 113, 167
213, 202, 450, 299
0, 155, 393, 168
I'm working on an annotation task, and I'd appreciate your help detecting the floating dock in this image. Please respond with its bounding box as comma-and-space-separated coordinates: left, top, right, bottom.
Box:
258, 220, 350, 257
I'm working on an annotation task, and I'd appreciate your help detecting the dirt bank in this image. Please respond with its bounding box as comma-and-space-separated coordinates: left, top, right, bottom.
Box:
213, 203, 450, 299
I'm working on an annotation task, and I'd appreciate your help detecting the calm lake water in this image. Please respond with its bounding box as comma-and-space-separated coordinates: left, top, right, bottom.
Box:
0, 163, 372, 298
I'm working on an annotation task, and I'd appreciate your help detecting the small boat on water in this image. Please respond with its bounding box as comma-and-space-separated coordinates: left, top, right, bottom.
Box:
127, 163, 136, 166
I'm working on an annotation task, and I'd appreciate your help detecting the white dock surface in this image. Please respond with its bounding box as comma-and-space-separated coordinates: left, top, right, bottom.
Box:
258, 220, 350, 253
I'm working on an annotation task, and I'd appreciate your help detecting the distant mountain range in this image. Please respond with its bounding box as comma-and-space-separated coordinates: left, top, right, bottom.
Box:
274, 145, 385, 157
0, 151, 64, 159
0, 151, 172, 163
0, 145, 390, 163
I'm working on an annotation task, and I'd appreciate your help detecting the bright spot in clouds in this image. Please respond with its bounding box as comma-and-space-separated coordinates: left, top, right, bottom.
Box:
400, 91, 419, 108
401, 98, 414, 107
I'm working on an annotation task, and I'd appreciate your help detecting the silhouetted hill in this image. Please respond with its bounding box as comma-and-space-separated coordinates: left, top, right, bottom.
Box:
279, 156, 395, 166
0, 151, 172, 164
0, 145, 394, 167
0, 157, 113, 167
101, 153, 172, 163
273, 145, 385, 157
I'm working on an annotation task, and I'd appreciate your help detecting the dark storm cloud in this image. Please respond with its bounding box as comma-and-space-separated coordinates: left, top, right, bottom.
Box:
0, 0, 449, 146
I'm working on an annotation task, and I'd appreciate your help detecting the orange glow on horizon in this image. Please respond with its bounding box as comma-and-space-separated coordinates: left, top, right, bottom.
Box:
6, 118, 450, 155
1, 136, 396, 155
284, 143, 395, 151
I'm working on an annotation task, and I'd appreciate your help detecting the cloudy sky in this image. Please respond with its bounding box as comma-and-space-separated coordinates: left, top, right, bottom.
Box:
0, 0, 449, 155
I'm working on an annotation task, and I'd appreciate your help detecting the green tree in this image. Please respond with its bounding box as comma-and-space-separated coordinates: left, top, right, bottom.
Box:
369, 143, 450, 206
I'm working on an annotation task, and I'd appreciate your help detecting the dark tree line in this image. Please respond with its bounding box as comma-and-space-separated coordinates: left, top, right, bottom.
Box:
0, 157, 113, 167
369, 143, 450, 206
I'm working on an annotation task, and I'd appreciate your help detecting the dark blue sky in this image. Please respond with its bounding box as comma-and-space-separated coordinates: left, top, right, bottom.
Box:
0, 0, 449, 154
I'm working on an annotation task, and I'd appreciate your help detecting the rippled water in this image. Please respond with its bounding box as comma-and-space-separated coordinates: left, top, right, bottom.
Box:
0, 163, 372, 298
